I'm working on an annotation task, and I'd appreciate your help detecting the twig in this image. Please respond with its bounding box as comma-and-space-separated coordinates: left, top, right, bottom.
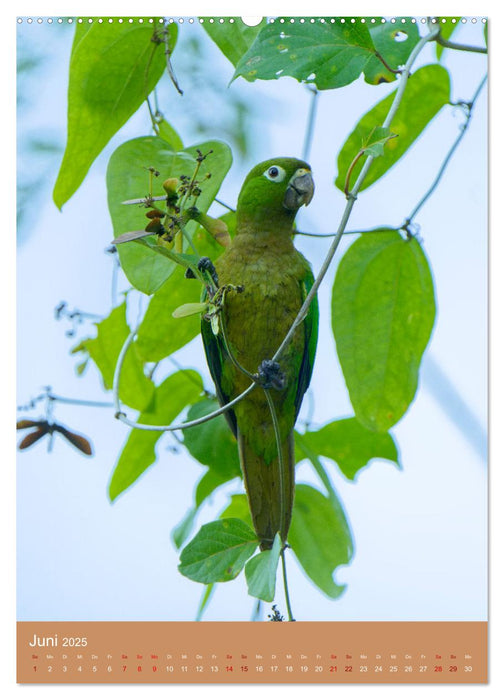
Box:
281, 548, 295, 621
403, 74, 487, 228
18, 390, 113, 412
219, 314, 256, 382
215, 197, 236, 213
163, 27, 183, 95
144, 43, 161, 134
263, 388, 286, 543
113, 329, 256, 431
435, 33, 487, 54
302, 87, 319, 162
296, 227, 392, 238
374, 50, 402, 75
112, 27, 440, 435
271, 25, 440, 365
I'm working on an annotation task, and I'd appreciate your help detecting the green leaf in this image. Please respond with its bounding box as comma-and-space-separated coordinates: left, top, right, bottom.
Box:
195, 469, 237, 509
172, 430, 243, 551
234, 20, 373, 89
178, 518, 258, 584
157, 118, 184, 151
172, 302, 209, 318
361, 126, 397, 158
289, 484, 352, 599
196, 583, 215, 621
436, 18, 460, 59
54, 22, 175, 208
135, 269, 203, 360
297, 418, 400, 481
183, 399, 241, 480
172, 506, 198, 549
232, 19, 417, 90
336, 64, 451, 192
83, 302, 154, 411
366, 20, 420, 84
107, 137, 232, 294
331, 231, 436, 433
203, 17, 267, 67
220, 494, 252, 525
108, 370, 203, 501
245, 533, 282, 602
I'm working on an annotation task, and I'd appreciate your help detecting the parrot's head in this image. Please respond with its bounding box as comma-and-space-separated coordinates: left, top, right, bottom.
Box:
236, 157, 314, 230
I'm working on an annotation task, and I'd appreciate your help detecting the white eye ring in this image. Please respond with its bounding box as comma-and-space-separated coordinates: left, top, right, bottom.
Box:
263, 165, 287, 182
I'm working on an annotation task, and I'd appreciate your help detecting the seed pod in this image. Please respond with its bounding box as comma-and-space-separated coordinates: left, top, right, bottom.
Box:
54, 425, 93, 456
18, 426, 49, 450
146, 208, 166, 219
17, 419, 43, 430
145, 218, 163, 233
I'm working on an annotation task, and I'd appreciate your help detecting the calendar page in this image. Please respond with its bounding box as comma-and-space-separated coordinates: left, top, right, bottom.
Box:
16, 14, 488, 685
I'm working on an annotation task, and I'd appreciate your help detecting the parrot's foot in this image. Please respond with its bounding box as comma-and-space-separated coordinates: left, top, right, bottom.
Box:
198, 257, 219, 288
255, 359, 287, 391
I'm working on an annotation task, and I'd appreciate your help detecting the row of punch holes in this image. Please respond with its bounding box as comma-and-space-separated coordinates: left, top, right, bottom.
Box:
17, 17, 487, 25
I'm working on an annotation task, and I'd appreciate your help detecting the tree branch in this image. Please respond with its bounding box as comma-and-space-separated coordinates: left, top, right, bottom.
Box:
272, 25, 440, 365
435, 33, 487, 54
112, 329, 257, 432
302, 87, 319, 162
403, 73, 487, 227
112, 27, 441, 436
281, 548, 295, 621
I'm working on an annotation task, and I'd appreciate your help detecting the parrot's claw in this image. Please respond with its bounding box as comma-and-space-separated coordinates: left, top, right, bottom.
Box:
255, 360, 287, 391
185, 268, 197, 279
198, 257, 219, 288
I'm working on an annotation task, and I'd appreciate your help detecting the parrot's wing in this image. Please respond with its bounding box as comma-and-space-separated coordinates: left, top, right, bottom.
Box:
294, 262, 319, 422
201, 316, 238, 437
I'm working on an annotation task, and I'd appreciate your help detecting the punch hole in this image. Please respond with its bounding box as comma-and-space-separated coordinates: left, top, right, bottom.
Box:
241, 17, 263, 26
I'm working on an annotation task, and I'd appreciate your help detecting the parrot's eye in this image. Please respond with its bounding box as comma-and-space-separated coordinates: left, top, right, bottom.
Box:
263, 165, 286, 182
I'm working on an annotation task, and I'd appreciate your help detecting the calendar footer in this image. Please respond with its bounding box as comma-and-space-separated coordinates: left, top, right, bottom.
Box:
17, 620, 487, 683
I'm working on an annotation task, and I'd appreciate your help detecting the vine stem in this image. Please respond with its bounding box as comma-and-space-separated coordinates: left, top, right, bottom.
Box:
112, 26, 440, 434
404, 73, 487, 226
112, 329, 256, 431
302, 87, 319, 162
263, 388, 286, 544
434, 33, 487, 54
281, 548, 295, 621
272, 26, 440, 367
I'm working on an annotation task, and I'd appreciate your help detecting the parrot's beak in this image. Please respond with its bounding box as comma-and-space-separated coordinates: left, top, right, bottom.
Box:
283, 168, 314, 211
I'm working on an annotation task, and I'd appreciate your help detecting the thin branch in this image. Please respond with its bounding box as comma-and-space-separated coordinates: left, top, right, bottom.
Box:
18, 390, 113, 411
144, 43, 161, 134
163, 27, 184, 95
281, 548, 295, 621
263, 388, 286, 542
296, 227, 393, 238
374, 50, 402, 75
302, 87, 319, 162
214, 197, 235, 213
404, 74, 487, 227
48, 394, 114, 409
435, 33, 487, 54
344, 148, 365, 196
111, 27, 440, 436
220, 314, 256, 382
113, 329, 257, 431
271, 26, 440, 365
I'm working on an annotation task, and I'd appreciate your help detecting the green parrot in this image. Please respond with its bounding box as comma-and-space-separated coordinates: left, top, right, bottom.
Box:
201, 157, 318, 550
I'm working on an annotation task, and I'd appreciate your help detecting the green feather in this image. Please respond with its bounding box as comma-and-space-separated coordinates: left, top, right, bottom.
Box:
200, 157, 318, 549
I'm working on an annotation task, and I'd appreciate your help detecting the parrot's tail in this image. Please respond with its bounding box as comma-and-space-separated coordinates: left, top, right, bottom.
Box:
238, 430, 295, 551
